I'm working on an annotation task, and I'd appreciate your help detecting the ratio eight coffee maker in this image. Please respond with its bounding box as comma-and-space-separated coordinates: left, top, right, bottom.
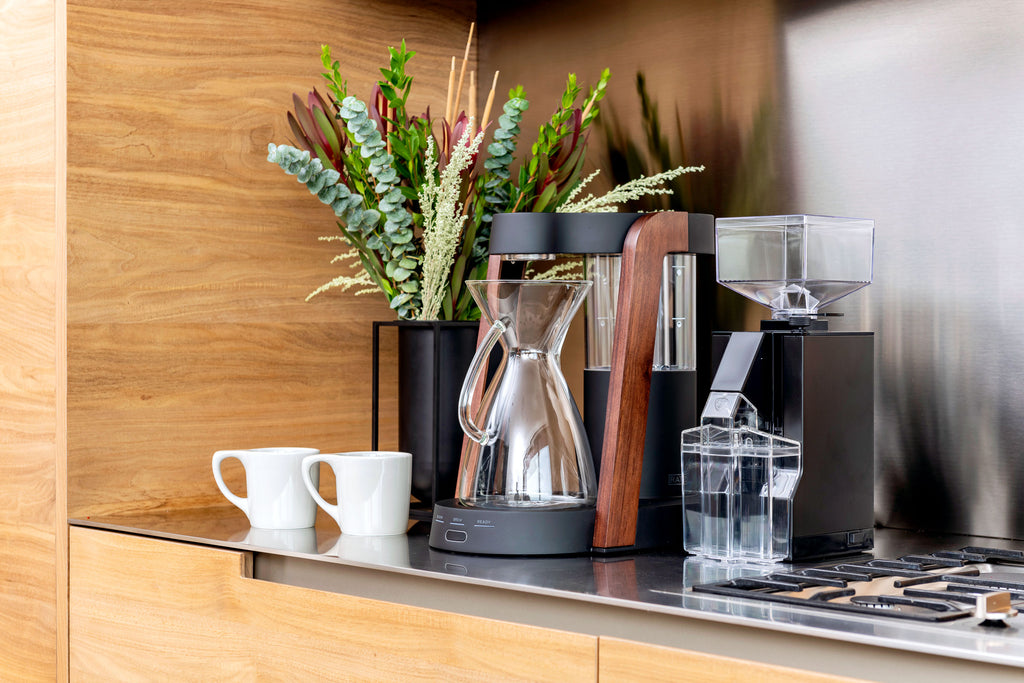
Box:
429, 212, 717, 555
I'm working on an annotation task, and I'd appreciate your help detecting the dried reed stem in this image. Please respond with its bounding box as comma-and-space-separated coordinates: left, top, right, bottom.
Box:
444, 57, 456, 123
480, 71, 499, 132
452, 22, 475, 120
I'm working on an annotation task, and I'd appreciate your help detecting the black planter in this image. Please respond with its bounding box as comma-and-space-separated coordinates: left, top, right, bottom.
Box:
372, 320, 480, 518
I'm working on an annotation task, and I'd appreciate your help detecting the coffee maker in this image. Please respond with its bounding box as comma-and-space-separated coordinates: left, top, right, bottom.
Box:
428, 211, 717, 555
682, 215, 875, 561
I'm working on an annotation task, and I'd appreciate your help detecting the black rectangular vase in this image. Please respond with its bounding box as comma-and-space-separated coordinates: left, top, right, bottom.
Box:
372, 320, 480, 518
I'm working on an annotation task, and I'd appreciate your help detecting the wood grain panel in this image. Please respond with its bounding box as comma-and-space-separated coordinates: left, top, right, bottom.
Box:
67, 0, 473, 517
0, 0, 62, 679
68, 322, 399, 515
70, 526, 598, 681
56, 0, 70, 676
68, 0, 476, 324
599, 636, 870, 683
479, 0, 777, 203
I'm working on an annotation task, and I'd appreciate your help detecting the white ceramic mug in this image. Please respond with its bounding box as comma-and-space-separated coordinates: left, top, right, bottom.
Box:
212, 447, 320, 529
301, 451, 412, 536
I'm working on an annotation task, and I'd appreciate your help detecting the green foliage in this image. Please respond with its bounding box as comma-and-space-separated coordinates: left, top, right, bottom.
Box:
270, 44, 613, 320
379, 41, 414, 124
480, 89, 529, 227
268, 143, 392, 296
320, 45, 347, 104
509, 68, 611, 213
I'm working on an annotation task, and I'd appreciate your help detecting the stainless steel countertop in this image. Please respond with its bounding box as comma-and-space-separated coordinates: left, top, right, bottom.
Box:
70, 509, 1024, 674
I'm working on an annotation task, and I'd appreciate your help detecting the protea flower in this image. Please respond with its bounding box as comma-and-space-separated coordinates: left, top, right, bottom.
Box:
438, 111, 481, 175
287, 89, 348, 182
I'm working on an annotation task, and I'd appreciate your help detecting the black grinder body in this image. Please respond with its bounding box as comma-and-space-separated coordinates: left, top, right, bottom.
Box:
710, 324, 875, 560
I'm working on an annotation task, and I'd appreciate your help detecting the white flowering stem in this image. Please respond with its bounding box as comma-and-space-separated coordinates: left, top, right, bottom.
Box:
557, 165, 705, 213
306, 239, 380, 300
417, 123, 485, 320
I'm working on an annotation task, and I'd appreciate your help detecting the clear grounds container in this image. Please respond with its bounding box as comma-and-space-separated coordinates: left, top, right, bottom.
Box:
584, 253, 696, 370
681, 393, 801, 563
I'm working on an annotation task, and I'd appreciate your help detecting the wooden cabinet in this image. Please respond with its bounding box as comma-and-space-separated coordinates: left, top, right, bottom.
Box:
69, 526, 597, 681
598, 637, 867, 683
71, 526, 880, 683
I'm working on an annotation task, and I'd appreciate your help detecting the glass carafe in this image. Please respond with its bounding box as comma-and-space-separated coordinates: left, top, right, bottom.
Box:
456, 280, 596, 509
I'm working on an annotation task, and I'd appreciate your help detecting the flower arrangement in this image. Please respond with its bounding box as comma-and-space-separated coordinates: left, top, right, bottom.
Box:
268, 28, 701, 321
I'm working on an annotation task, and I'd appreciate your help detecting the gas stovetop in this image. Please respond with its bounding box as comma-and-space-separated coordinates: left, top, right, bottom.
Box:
691, 547, 1024, 624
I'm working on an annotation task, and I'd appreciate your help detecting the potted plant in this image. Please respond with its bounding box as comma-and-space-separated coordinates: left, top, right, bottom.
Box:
267, 31, 701, 508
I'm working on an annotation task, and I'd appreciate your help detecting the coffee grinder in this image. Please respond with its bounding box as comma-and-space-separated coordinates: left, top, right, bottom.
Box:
429, 211, 717, 555
683, 215, 875, 561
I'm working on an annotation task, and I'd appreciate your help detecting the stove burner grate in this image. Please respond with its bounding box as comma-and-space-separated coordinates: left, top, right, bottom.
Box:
690, 546, 1024, 622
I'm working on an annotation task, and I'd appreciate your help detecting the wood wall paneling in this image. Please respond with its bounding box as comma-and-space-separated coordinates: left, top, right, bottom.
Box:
0, 0, 63, 680
67, 0, 475, 517
70, 526, 598, 681
478, 0, 778, 209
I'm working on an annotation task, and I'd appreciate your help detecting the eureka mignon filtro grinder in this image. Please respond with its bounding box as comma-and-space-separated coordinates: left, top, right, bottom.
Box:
429, 212, 717, 555
685, 215, 875, 561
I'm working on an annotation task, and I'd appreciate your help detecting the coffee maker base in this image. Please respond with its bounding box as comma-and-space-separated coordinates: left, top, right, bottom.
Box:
428, 500, 595, 556
428, 499, 686, 556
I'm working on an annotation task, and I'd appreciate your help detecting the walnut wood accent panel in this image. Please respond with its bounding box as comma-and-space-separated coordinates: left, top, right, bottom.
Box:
598, 636, 870, 683
69, 527, 598, 681
67, 0, 474, 517
0, 0, 64, 679
593, 213, 692, 550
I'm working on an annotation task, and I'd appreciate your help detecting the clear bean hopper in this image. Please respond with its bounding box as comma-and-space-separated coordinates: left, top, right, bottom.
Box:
682, 215, 875, 563
715, 214, 874, 320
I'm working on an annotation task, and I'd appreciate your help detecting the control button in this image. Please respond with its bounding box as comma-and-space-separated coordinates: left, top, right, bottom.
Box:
444, 529, 468, 543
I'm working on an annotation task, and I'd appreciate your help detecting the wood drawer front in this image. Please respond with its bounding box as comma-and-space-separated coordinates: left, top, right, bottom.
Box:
69, 527, 597, 681
598, 636, 871, 683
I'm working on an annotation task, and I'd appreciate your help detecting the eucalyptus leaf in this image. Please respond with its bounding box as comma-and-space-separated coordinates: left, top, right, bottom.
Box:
390, 292, 413, 308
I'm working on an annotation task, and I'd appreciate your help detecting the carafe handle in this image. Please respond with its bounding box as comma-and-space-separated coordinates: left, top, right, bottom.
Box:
458, 317, 506, 444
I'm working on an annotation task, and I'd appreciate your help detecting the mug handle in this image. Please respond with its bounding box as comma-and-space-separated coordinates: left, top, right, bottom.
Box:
302, 455, 339, 524
212, 450, 249, 517
458, 317, 506, 445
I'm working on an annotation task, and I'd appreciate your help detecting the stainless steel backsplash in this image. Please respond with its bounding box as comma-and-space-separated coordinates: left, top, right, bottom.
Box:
480, 0, 1024, 539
